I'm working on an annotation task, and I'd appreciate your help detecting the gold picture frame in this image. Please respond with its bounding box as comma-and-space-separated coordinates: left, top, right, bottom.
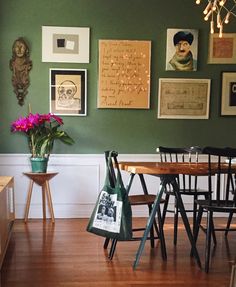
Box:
221, 72, 236, 116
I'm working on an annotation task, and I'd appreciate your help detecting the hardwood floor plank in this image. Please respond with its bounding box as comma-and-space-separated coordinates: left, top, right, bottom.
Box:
0, 218, 235, 287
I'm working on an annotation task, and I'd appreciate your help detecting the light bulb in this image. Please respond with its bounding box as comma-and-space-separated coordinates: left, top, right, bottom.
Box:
196, 0, 201, 4
217, 13, 221, 27
210, 20, 214, 33
219, 0, 226, 6
225, 12, 231, 23
212, 0, 218, 11
204, 9, 213, 20
203, 2, 212, 14
219, 25, 223, 38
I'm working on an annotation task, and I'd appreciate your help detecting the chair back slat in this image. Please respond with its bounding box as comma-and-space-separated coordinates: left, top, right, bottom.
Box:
202, 146, 236, 206
158, 146, 202, 192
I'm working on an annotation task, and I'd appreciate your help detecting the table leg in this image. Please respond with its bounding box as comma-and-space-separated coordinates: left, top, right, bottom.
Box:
24, 180, 34, 223
42, 184, 46, 220
45, 180, 55, 223
133, 179, 166, 269
171, 178, 202, 269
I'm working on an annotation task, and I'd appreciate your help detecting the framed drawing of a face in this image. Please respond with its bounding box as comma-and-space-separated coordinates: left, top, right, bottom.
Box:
50, 69, 87, 116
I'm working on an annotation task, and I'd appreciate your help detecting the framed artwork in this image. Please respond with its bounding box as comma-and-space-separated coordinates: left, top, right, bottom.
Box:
208, 33, 236, 64
97, 39, 151, 109
221, 72, 236, 116
42, 26, 90, 63
158, 78, 211, 119
166, 28, 198, 71
50, 69, 87, 116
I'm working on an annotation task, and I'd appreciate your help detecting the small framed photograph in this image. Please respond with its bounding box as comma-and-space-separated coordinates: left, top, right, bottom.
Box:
166, 28, 198, 71
208, 33, 236, 64
50, 69, 87, 116
221, 72, 236, 116
42, 26, 90, 63
158, 78, 211, 119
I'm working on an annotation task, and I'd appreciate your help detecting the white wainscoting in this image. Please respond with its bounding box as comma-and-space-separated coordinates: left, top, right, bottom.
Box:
0, 153, 209, 219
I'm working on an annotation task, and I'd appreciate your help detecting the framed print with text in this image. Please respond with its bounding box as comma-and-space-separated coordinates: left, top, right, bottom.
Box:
158, 78, 211, 119
42, 26, 90, 63
50, 69, 87, 116
221, 72, 236, 116
97, 39, 151, 109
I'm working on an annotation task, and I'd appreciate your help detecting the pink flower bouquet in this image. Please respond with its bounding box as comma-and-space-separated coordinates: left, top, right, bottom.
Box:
11, 113, 74, 158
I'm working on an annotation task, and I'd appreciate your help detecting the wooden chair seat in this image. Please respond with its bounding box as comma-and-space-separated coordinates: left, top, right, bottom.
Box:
165, 188, 210, 196
129, 194, 165, 206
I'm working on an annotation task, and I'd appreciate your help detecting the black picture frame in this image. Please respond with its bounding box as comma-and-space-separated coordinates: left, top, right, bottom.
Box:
50, 69, 87, 116
221, 72, 236, 116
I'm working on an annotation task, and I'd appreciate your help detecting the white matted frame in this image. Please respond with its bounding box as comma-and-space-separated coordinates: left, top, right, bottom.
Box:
42, 26, 90, 63
158, 78, 211, 119
221, 72, 236, 116
208, 33, 236, 64
50, 69, 87, 116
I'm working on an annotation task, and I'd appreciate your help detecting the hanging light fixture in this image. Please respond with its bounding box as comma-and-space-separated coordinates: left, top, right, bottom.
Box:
195, 0, 236, 37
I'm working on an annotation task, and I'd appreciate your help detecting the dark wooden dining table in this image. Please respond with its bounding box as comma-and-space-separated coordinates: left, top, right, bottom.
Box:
118, 161, 236, 269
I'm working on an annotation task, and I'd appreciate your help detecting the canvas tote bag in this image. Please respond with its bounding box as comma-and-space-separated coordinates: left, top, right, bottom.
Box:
87, 152, 132, 240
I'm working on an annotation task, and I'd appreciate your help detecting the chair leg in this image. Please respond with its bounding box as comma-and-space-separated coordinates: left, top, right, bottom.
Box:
108, 239, 118, 260
225, 212, 233, 236
193, 195, 198, 234
173, 197, 178, 245
157, 207, 167, 260
203, 193, 217, 246
211, 217, 217, 246
103, 238, 110, 249
191, 205, 203, 257
205, 210, 213, 273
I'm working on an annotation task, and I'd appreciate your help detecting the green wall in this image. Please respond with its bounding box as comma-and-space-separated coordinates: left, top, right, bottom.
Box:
0, 0, 235, 154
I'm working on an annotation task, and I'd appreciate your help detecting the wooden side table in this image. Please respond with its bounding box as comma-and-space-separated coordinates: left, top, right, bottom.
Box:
23, 172, 58, 223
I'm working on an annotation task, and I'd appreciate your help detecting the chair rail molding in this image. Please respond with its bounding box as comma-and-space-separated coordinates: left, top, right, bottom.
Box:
0, 153, 209, 219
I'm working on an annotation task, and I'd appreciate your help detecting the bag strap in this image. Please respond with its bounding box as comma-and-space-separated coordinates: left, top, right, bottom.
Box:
112, 153, 125, 190
104, 150, 125, 190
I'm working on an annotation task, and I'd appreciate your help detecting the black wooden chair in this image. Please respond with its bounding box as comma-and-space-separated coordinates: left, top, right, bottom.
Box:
194, 146, 236, 272
103, 150, 167, 261
158, 146, 211, 245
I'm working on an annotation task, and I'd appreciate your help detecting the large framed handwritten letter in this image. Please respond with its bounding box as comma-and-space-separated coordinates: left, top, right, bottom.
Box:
97, 40, 151, 109
158, 78, 211, 119
208, 33, 236, 64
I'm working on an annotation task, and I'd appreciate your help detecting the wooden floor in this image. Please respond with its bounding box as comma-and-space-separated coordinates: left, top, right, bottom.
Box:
1, 218, 235, 287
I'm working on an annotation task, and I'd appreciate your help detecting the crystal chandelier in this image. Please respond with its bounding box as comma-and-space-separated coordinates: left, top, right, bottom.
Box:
195, 0, 236, 37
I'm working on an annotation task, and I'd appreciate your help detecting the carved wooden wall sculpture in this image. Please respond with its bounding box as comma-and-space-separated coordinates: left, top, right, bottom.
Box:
9, 37, 32, 106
